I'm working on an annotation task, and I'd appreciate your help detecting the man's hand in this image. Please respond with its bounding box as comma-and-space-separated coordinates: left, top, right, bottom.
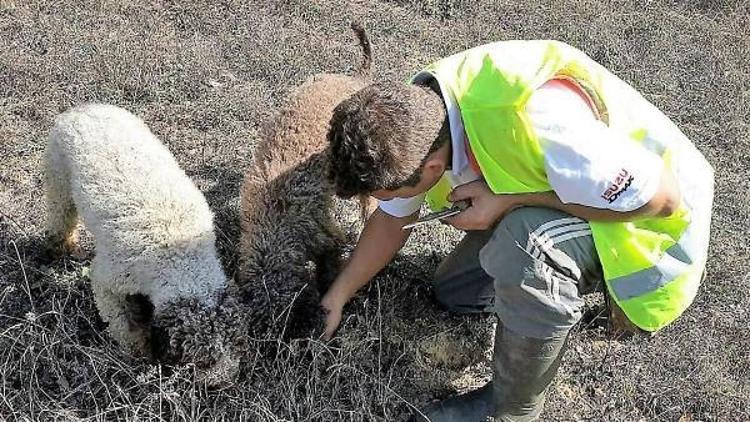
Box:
444, 180, 518, 230
320, 290, 346, 340
317, 208, 416, 341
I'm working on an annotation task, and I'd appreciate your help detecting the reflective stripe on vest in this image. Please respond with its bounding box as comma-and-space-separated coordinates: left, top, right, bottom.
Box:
417, 40, 710, 332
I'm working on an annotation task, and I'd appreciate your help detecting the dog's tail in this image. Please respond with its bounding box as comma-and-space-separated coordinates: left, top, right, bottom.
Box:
350, 21, 372, 77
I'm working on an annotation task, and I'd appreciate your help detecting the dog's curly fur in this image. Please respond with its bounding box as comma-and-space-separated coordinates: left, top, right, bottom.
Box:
44, 103, 245, 385
237, 23, 374, 338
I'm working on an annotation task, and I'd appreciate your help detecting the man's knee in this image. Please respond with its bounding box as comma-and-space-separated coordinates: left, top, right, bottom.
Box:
432, 230, 496, 314
432, 277, 459, 310
433, 267, 494, 314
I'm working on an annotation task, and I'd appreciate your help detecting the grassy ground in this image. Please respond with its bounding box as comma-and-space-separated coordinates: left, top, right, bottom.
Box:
1, 0, 748, 420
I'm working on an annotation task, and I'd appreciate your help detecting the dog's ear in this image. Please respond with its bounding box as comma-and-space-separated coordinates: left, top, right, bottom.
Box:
124, 293, 154, 326
124, 294, 172, 361
149, 322, 171, 362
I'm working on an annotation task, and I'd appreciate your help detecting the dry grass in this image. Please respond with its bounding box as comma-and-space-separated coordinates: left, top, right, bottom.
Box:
1, 0, 748, 420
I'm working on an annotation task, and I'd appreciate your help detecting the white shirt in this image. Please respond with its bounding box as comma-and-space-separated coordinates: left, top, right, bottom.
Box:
378, 77, 663, 218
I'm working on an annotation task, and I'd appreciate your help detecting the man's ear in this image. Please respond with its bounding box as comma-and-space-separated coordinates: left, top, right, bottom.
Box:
422, 148, 449, 179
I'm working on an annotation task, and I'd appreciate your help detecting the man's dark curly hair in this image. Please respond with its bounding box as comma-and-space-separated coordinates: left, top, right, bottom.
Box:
327, 80, 449, 198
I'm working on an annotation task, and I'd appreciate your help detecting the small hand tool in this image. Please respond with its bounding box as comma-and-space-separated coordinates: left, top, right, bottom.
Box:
402, 200, 470, 230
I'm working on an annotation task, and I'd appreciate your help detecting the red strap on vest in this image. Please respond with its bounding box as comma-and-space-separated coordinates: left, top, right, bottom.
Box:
464, 135, 482, 174
548, 76, 599, 118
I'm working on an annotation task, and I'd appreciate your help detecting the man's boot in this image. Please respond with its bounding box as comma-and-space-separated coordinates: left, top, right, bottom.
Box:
492, 323, 569, 421
411, 322, 569, 422
410, 382, 494, 422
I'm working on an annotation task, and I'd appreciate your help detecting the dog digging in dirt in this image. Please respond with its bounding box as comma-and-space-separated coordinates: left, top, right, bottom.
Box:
237, 23, 374, 339
44, 103, 246, 385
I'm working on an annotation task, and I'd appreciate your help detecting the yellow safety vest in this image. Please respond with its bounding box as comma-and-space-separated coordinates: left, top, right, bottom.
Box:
418, 40, 713, 332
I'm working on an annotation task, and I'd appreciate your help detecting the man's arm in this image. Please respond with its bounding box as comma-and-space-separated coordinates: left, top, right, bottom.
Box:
522, 165, 681, 221
446, 165, 681, 231
321, 208, 417, 339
